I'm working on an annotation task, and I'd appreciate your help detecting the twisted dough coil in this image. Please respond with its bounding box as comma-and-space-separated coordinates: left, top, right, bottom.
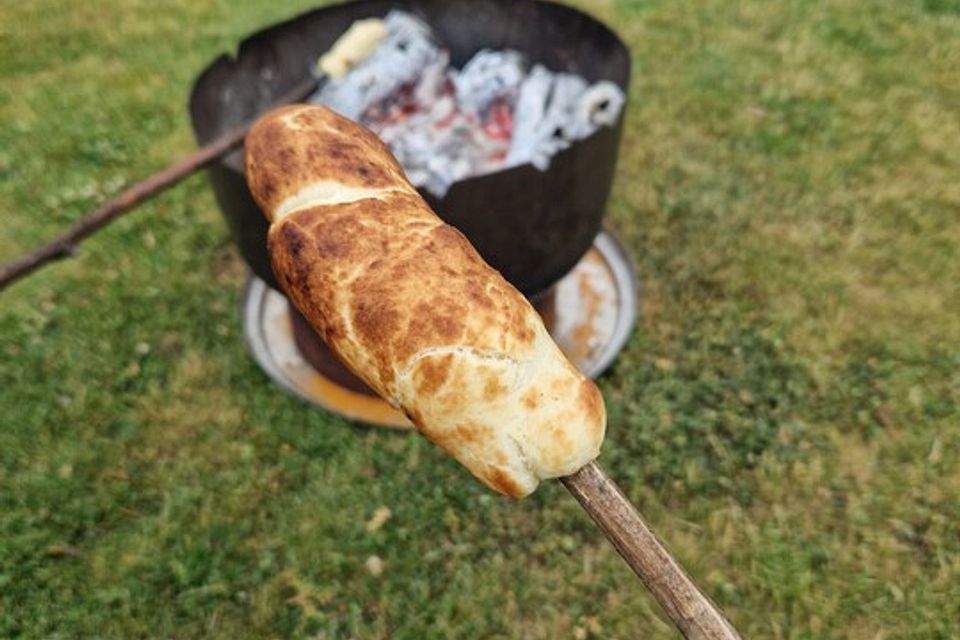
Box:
245, 105, 604, 497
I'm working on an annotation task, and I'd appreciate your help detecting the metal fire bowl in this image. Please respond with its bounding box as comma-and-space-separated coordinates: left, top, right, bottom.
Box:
189, 0, 631, 297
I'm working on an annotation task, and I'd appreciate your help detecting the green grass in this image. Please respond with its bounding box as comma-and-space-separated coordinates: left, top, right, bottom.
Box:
2, 0, 958, 637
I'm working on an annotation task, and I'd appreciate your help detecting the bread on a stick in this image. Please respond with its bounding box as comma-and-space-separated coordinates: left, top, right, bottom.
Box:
245, 105, 605, 497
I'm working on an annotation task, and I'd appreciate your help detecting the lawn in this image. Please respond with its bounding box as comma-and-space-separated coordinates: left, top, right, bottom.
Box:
2, 0, 958, 637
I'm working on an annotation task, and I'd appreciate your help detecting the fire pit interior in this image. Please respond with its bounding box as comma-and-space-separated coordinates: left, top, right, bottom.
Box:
190, 0, 630, 295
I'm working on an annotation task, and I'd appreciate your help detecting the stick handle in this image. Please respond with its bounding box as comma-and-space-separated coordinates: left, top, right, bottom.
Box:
562, 461, 741, 639
0, 76, 319, 291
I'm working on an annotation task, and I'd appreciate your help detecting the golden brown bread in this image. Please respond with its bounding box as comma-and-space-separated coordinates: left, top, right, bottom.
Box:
245, 104, 605, 497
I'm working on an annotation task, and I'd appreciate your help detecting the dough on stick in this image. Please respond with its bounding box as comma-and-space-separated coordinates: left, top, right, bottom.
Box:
245, 105, 605, 497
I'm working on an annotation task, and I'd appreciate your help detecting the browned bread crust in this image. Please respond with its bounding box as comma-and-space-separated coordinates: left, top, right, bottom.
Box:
246, 105, 604, 497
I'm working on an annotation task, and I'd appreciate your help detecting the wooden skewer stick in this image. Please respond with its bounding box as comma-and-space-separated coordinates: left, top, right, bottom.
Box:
0, 76, 321, 292
562, 461, 742, 640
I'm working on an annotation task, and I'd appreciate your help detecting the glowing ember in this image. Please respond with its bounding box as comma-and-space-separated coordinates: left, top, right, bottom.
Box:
310, 11, 625, 197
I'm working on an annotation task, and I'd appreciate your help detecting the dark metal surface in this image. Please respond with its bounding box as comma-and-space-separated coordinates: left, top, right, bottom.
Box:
189, 0, 631, 295
289, 302, 375, 395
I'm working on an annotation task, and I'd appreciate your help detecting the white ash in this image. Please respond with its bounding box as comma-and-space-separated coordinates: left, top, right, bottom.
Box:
310, 10, 625, 197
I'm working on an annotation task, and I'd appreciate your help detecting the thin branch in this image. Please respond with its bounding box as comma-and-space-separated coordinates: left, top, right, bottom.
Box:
0, 77, 319, 291
562, 461, 741, 639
